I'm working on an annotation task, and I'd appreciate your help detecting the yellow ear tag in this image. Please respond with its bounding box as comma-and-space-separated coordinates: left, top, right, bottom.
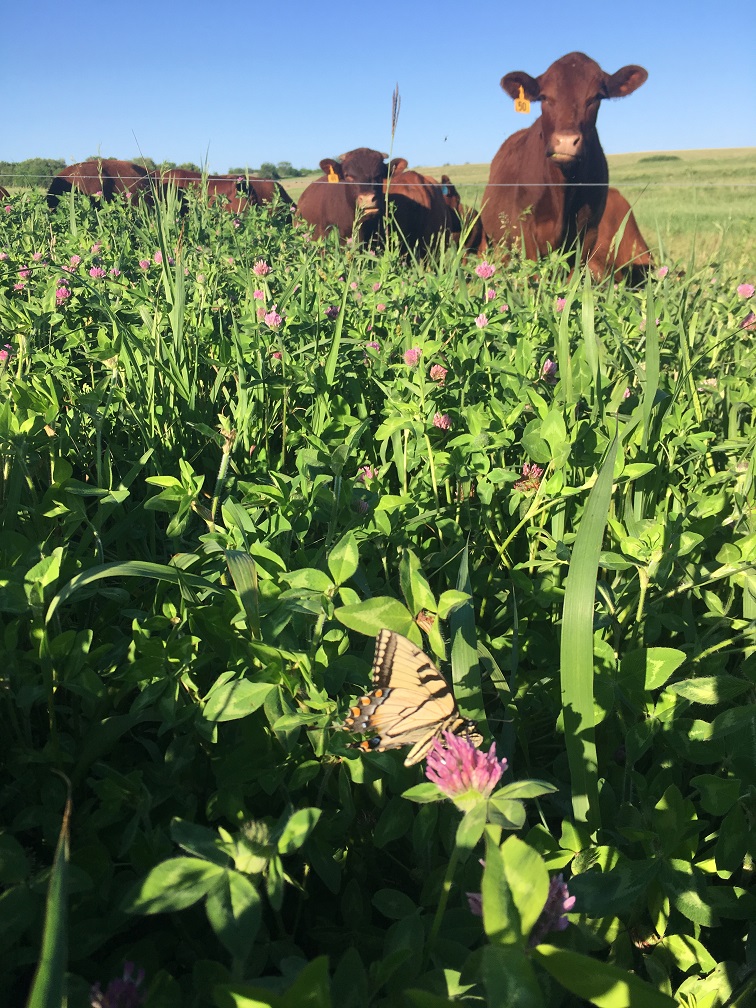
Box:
327, 166, 339, 183
514, 85, 531, 114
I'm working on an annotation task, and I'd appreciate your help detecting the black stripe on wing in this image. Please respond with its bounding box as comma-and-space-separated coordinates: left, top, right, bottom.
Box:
344, 630, 481, 766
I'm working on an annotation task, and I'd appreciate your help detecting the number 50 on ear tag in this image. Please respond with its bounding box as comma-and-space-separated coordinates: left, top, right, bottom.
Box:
514, 85, 530, 114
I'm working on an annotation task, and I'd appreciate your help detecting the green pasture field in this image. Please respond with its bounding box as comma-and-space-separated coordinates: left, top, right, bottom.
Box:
2, 173, 756, 1008
284, 147, 756, 267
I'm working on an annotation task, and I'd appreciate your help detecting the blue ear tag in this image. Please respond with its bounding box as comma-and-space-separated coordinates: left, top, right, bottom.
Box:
441, 185, 449, 196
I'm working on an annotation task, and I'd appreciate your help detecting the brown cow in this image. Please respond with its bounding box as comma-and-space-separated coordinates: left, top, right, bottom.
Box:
385, 160, 461, 252
439, 174, 485, 253
589, 188, 651, 284
481, 52, 647, 267
151, 169, 292, 214
296, 148, 389, 243
0, 186, 9, 201
47, 159, 151, 209
245, 176, 294, 208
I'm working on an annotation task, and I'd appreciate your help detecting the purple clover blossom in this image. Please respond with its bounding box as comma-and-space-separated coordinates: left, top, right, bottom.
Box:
404, 347, 422, 367
89, 266, 106, 279
358, 465, 378, 481
365, 340, 380, 352
466, 892, 483, 916
528, 874, 576, 947
55, 286, 71, 305
0, 251, 8, 260
425, 731, 506, 803
475, 313, 488, 328
475, 261, 495, 280
31, 251, 43, 261
376, 302, 386, 312
18, 268, 30, 279
253, 289, 265, 300
429, 364, 447, 384
264, 306, 283, 328
555, 297, 567, 312
499, 303, 509, 313
514, 461, 544, 492
109, 268, 121, 277
89, 961, 146, 1008
138, 259, 150, 270
521, 462, 543, 481
432, 412, 452, 430
70, 254, 81, 266
91, 242, 102, 253
13, 282, 25, 291
0, 344, 13, 363
467, 873, 575, 947
325, 305, 340, 319
656, 265, 669, 278
737, 283, 755, 298
541, 359, 558, 384
486, 288, 496, 301
153, 250, 163, 264
253, 259, 271, 276
372, 281, 381, 292
742, 311, 756, 330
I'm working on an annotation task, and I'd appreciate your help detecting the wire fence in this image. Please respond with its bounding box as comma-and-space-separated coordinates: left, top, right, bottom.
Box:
2, 175, 756, 190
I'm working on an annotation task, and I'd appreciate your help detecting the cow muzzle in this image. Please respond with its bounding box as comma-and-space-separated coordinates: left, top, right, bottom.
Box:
356, 193, 380, 215
548, 133, 583, 163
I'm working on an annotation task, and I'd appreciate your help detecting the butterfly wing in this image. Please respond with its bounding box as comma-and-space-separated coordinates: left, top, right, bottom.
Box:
345, 629, 480, 766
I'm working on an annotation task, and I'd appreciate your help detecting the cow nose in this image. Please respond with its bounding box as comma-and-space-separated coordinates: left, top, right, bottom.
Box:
550, 133, 583, 159
356, 192, 380, 214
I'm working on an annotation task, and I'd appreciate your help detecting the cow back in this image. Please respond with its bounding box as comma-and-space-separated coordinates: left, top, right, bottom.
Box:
48, 159, 150, 208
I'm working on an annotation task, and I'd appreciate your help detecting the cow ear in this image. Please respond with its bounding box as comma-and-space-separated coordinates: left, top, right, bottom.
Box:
441, 174, 451, 184
390, 158, 408, 174
320, 158, 343, 178
500, 71, 539, 101
605, 65, 648, 98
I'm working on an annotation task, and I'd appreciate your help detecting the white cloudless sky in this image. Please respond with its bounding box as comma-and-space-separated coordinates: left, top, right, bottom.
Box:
4, 0, 755, 173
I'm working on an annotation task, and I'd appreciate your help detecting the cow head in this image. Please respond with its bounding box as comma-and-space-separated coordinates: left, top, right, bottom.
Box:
440, 174, 461, 211
320, 148, 389, 216
501, 52, 647, 171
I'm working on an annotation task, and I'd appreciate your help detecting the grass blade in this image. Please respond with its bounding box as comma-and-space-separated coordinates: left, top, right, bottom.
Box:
26, 785, 71, 1008
560, 432, 619, 832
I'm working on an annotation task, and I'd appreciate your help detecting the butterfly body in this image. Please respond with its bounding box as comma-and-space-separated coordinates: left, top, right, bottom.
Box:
345, 629, 482, 766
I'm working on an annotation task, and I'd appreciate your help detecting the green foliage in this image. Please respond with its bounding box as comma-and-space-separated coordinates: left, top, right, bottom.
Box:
0, 157, 66, 189
0, 182, 755, 1007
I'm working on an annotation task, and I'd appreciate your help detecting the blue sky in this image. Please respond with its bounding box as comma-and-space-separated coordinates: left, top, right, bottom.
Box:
5, 0, 754, 173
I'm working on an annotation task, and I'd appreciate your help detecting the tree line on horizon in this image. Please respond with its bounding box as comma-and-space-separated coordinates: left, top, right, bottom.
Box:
0, 158, 314, 189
